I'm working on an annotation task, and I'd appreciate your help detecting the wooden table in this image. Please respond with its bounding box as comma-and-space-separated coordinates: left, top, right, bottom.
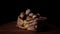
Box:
0, 21, 60, 34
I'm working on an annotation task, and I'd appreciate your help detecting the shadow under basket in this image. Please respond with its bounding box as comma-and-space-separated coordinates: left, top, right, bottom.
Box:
36, 20, 49, 32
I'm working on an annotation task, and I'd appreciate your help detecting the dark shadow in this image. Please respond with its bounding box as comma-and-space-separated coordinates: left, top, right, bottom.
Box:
36, 24, 54, 33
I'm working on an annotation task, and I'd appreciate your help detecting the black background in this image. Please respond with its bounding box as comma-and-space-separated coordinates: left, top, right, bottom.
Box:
0, 0, 58, 28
